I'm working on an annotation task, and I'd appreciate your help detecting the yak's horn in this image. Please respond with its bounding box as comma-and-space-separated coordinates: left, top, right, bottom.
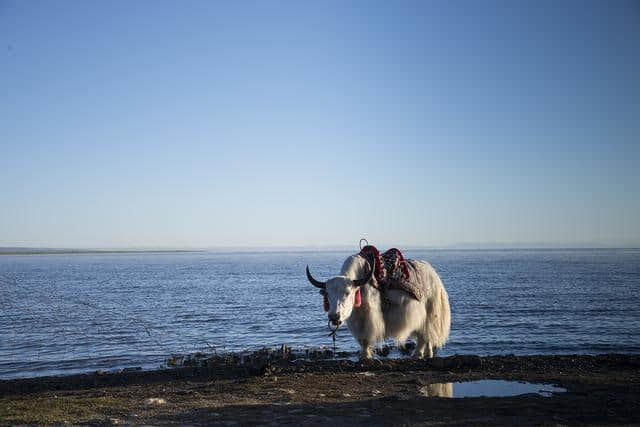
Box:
352, 260, 374, 287
306, 266, 326, 289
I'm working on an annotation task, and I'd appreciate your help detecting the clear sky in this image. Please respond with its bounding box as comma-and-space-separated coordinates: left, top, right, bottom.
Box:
1, 0, 639, 248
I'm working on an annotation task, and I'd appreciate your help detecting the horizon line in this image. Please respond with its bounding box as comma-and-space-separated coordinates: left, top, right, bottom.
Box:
1, 243, 639, 253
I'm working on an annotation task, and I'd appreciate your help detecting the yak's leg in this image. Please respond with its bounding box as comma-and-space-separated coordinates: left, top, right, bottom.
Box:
359, 340, 373, 359
413, 334, 429, 359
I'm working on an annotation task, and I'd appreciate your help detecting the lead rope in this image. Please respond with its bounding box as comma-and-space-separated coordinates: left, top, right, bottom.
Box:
328, 320, 339, 354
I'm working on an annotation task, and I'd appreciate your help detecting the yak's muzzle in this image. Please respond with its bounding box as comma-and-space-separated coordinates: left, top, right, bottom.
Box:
328, 313, 341, 326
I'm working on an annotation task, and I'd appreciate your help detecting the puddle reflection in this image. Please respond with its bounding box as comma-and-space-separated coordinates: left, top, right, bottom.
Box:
418, 383, 453, 397
419, 380, 566, 398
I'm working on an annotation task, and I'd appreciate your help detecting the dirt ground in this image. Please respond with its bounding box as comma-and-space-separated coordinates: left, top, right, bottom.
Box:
1, 354, 639, 426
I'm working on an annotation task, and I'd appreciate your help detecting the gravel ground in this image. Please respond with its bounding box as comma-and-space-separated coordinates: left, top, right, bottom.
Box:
1, 354, 639, 425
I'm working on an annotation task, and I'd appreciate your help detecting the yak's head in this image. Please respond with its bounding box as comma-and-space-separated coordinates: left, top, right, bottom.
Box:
305, 261, 374, 326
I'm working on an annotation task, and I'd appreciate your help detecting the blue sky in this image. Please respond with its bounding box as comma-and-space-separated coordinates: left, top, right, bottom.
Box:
1, 0, 639, 248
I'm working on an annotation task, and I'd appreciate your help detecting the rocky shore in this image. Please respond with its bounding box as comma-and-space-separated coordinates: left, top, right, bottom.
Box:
1, 353, 639, 425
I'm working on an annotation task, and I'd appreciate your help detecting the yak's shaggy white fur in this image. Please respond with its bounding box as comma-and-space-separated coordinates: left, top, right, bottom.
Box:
319, 254, 451, 359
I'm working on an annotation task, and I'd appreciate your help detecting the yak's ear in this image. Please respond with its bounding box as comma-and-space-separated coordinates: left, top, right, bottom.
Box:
319, 289, 327, 296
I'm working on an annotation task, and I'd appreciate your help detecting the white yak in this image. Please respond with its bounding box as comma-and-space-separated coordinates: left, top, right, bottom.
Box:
306, 253, 450, 359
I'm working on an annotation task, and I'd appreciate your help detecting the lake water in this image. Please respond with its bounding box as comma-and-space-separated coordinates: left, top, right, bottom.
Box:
1, 249, 639, 379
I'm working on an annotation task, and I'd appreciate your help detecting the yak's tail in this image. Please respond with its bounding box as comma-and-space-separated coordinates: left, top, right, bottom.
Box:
426, 273, 451, 350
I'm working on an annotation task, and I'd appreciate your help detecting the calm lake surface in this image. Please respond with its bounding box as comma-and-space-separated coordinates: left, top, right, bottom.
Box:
1, 249, 639, 379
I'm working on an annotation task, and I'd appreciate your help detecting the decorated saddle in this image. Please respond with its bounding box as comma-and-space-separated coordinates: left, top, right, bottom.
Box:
359, 245, 423, 301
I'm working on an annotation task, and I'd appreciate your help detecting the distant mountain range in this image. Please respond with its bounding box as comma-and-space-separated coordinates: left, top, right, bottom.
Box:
0, 247, 204, 255
1, 244, 637, 255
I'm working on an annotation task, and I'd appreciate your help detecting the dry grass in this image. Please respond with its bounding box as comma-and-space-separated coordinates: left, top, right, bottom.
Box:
0, 395, 127, 424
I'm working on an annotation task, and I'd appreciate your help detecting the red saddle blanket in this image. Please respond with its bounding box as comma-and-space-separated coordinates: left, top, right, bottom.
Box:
359, 245, 423, 301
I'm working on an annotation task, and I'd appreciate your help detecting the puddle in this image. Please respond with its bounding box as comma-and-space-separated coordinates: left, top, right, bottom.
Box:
419, 380, 566, 398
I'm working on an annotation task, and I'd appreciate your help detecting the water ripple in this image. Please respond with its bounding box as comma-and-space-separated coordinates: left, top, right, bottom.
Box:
1, 249, 639, 379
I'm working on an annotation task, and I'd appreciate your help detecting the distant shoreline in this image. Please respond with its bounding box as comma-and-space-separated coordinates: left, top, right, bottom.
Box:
0, 249, 205, 256
0, 247, 638, 256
